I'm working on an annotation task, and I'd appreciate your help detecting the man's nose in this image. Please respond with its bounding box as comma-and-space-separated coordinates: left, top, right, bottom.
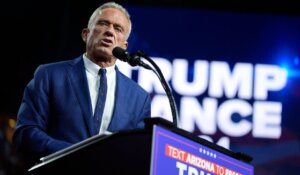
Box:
104, 25, 114, 36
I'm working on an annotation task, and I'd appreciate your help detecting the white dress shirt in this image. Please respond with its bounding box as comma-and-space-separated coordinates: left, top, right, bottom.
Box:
83, 54, 116, 135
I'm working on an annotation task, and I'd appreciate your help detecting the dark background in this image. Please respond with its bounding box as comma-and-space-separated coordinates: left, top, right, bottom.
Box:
1, 0, 299, 117
1, 0, 299, 116
1, 0, 300, 174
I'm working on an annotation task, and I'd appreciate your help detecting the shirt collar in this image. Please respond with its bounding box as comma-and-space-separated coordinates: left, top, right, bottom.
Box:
83, 53, 115, 77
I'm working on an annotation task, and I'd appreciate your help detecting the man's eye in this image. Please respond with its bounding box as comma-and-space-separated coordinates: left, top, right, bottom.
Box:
99, 21, 108, 26
115, 27, 123, 32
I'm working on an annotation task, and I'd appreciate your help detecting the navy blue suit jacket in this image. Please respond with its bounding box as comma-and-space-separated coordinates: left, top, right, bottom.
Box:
13, 56, 151, 159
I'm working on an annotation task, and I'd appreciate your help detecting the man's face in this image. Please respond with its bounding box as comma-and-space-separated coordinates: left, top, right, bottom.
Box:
83, 8, 129, 61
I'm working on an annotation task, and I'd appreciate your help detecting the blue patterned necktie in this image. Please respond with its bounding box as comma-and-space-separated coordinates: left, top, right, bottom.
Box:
93, 68, 107, 135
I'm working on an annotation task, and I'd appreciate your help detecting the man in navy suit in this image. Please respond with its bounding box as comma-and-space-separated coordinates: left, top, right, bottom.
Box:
13, 2, 151, 167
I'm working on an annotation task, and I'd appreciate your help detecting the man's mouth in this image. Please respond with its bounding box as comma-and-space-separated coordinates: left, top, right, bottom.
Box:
101, 38, 113, 46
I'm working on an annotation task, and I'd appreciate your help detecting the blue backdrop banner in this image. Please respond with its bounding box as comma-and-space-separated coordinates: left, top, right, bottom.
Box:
117, 4, 300, 175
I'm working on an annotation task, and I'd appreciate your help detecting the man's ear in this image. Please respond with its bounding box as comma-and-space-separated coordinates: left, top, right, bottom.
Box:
81, 28, 89, 43
123, 41, 128, 50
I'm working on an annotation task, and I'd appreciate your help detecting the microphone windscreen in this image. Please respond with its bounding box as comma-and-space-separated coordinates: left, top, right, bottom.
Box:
112, 47, 127, 61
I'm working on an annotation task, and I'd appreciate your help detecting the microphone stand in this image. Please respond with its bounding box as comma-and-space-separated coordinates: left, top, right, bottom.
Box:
133, 51, 179, 127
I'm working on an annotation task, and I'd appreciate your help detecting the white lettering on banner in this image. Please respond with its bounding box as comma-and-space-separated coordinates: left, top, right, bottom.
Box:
151, 95, 173, 122
176, 161, 187, 175
209, 62, 253, 99
173, 59, 209, 96
176, 161, 211, 175
217, 99, 252, 137
253, 101, 282, 138
188, 166, 199, 175
254, 64, 287, 100
185, 154, 215, 172
180, 97, 217, 134
116, 58, 287, 148
178, 97, 282, 139
138, 57, 172, 94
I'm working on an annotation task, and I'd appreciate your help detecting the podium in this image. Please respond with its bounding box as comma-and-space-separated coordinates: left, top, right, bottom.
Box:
28, 117, 254, 175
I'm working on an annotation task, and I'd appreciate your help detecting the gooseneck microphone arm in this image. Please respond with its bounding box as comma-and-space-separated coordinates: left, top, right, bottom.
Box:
136, 50, 179, 127
112, 47, 179, 127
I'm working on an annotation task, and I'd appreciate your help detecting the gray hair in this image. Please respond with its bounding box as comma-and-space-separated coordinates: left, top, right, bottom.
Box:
87, 2, 132, 39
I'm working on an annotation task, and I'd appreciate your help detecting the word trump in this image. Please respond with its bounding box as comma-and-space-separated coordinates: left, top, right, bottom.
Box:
117, 58, 287, 148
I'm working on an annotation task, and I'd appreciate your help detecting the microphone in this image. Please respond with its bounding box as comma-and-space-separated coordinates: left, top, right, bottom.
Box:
112, 46, 130, 62
112, 47, 151, 69
112, 46, 179, 127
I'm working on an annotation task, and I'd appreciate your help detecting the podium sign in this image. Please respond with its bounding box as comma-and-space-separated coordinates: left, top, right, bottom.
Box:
27, 118, 253, 175
151, 125, 254, 175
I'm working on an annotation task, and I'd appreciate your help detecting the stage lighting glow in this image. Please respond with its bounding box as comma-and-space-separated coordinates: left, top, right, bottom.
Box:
280, 64, 300, 78
294, 57, 299, 66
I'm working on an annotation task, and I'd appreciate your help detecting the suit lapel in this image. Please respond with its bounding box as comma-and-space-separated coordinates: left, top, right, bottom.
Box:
68, 57, 94, 136
109, 68, 128, 131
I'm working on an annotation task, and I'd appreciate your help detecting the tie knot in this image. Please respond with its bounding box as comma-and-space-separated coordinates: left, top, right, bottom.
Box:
99, 68, 106, 76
